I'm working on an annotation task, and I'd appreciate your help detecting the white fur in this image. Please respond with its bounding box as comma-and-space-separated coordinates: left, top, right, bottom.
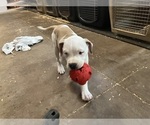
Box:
63, 36, 88, 69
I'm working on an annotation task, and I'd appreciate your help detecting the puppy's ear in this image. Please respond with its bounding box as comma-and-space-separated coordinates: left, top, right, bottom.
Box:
59, 42, 64, 56
85, 38, 93, 54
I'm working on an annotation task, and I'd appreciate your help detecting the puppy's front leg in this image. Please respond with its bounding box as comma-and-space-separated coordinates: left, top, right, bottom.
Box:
55, 47, 65, 75
81, 81, 93, 101
57, 62, 65, 75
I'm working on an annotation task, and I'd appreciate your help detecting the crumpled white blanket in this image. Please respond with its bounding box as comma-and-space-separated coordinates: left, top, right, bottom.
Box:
2, 36, 43, 55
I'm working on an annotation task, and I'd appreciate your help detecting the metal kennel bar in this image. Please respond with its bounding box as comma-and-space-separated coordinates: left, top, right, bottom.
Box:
36, 0, 45, 13
77, 0, 110, 28
57, 0, 78, 21
43, 0, 59, 17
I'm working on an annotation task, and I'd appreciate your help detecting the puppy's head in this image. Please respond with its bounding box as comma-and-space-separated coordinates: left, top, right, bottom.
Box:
59, 36, 93, 70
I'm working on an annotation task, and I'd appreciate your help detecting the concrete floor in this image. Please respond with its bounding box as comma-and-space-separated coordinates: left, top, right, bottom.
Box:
0, 8, 150, 118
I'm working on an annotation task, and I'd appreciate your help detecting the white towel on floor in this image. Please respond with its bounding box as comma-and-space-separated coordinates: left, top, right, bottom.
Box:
2, 36, 43, 55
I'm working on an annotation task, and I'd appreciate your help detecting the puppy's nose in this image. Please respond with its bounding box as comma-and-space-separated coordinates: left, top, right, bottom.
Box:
69, 63, 77, 69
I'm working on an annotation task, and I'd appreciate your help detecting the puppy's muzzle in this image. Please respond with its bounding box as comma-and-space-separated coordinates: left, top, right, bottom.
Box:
69, 63, 77, 70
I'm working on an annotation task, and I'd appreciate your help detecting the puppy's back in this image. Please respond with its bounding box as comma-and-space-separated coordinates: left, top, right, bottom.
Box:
54, 25, 76, 41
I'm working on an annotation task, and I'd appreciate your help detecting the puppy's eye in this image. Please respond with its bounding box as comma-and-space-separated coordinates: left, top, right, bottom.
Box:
79, 51, 84, 55
64, 52, 68, 56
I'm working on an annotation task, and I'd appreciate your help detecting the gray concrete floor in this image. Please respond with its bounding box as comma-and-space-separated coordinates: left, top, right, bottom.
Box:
0, 8, 150, 118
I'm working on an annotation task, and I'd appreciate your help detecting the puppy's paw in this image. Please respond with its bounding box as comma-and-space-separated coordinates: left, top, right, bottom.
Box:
81, 90, 93, 101
57, 65, 65, 75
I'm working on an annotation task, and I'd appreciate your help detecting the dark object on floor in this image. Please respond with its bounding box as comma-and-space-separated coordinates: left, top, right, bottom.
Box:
44, 109, 60, 119
44, 109, 60, 125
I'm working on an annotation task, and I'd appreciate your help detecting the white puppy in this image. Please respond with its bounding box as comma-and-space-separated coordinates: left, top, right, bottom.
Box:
38, 25, 93, 101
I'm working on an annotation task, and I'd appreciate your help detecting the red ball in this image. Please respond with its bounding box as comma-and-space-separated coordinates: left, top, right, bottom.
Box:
69, 63, 92, 85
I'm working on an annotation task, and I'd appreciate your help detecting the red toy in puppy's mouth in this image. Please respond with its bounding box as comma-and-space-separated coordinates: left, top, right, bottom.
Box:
69, 63, 92, 85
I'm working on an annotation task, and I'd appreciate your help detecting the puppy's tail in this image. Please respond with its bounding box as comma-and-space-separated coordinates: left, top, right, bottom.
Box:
37, 25, 57, 31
